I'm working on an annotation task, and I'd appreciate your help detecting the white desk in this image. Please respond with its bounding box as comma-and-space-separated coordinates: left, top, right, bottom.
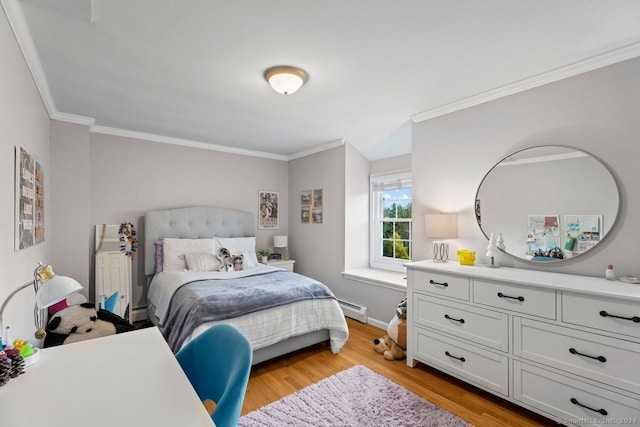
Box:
0, 327, 214, 426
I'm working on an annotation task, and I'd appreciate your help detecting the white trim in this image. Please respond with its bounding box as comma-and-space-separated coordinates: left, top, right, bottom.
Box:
342, 269, 407, 291
52, 111, 96, 126
90, 125, 289, 161
1, 0, 56, 117
411, 40, 640, 123
287, 139, 345, 160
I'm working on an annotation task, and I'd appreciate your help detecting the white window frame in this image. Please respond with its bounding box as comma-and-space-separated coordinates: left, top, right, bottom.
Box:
369, 170, 412, 272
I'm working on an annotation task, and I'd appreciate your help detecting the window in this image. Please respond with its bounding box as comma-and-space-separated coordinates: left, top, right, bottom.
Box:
370, 170, 412, 272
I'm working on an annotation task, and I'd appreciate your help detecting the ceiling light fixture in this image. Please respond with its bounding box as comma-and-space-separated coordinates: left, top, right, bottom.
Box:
264, 65, 308, 95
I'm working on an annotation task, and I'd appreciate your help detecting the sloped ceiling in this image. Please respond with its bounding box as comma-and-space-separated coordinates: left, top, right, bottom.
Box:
7, 0, 640, 160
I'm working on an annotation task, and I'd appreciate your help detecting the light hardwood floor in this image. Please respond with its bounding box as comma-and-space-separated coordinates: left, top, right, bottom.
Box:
243, 318, 558, 426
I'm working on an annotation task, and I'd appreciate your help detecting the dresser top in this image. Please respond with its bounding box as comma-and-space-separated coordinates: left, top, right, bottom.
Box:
406, 260, 640, 301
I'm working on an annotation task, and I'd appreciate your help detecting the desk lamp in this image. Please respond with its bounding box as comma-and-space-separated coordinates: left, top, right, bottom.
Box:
1, 263, 83, 344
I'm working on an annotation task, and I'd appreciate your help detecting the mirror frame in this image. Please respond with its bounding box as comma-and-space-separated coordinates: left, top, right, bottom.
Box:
474, 145, 619, 263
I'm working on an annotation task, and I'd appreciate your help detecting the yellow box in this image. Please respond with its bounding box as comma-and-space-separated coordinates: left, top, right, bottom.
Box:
457, 249, 476, 266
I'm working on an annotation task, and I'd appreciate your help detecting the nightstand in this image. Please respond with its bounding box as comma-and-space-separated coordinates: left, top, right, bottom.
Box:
266, 259, 295, 272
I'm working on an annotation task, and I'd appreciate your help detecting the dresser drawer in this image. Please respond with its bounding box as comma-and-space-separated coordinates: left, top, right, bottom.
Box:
411, 270, 470, 300
414, 294, 508, 352
563, 292, 640, 340
473, 279, 556, 319
514, 317, 640, 395
514, 361, 640, 426
412, 327, 509, 396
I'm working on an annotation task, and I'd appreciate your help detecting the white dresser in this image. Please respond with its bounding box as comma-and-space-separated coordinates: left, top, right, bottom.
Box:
406, 260, 640, 426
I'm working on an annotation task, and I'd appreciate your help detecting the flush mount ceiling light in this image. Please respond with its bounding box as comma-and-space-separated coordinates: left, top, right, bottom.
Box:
264, 65, 308, 95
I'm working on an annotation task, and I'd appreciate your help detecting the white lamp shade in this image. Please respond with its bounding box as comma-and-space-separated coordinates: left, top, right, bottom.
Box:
36, 275, 83, 309
274, 235, 288, 248
425, 214, 459, 239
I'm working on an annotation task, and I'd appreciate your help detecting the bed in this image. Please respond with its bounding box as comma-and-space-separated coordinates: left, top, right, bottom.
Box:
144, 206, 349, 364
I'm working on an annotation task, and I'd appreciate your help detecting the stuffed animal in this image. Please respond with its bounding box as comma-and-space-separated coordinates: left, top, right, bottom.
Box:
47, 303, 116, 345
232, 253, 244, 271
396, 297, 407, 319
387, 314, 407, 350
216, 247, 234, 272
373, 335, 406, 360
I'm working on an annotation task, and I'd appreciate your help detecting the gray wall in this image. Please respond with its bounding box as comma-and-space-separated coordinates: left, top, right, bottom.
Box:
0, 9, 52, 340
50, 124, 289, 309
413, 56, 640, 278
289, 144, 407, 325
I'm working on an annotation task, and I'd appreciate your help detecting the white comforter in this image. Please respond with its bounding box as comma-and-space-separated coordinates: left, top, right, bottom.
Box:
147, 266, 349, 353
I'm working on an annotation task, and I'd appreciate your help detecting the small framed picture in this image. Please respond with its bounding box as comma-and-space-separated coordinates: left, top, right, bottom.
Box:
301, 206, 310, 223
313, 189, 323, 207
312, 207, 323, 224
301, 190, 312, 206
258, 191, 279, 229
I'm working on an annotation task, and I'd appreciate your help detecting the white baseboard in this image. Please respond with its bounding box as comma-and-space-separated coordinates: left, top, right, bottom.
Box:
366, 317, 388, 332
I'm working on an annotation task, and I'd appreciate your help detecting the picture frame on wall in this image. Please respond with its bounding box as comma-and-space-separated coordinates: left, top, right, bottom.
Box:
15, 146, 44, 250
258, 190, 279, 229
301, 206, 310, 223
301, 190, 312, 206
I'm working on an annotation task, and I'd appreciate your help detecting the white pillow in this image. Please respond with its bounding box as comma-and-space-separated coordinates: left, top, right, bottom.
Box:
163, 238, 216, 272
183, 252, 220, 272
215, 237, 259, 269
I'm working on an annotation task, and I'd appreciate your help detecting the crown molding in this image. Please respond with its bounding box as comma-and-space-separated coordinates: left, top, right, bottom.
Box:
288, 139, 345, 161
51, 111, 95, 126
90, 125, 289, 161
2, 0, 56, 117
411, 40, 640, 123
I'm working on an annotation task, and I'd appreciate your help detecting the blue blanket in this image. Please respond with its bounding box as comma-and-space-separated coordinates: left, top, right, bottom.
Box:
161, 270, 336, 351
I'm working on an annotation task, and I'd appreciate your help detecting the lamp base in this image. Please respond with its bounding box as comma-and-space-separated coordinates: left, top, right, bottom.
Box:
433, 242, 450, 263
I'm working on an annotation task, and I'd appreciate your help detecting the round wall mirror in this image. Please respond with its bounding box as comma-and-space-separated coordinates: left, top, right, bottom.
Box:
475, 146, 619, 262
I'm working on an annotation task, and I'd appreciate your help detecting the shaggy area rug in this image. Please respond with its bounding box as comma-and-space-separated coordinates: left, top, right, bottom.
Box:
239, 365, 470, 426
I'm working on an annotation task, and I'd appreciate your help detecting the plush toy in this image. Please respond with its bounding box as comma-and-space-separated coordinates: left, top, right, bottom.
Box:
47, 303, 116, 345
216, 247, 234, 272
232, 253, 244, 271
387, 314, 407, 350
373, 335, 406, 360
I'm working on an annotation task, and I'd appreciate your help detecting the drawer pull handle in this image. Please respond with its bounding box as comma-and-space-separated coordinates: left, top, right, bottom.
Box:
429, 279, 449, 288
444, 314, 465, 324
497, 292, 524, 302
445, 351, 465, 362
569, 348, 606, 363
570, 398, 608, 416
599, 310, 640, 323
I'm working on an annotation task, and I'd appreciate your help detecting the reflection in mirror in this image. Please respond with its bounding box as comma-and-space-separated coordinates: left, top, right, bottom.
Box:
475, 146, 619, 263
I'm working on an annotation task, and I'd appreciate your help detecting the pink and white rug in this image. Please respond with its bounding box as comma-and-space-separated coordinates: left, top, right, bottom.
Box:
239, 365, 470, 426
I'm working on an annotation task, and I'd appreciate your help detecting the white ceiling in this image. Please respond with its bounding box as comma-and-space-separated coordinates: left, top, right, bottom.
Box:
9, 0, 640, 160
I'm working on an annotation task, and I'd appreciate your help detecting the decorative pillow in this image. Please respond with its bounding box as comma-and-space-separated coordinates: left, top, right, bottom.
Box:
183, 252, 220, 272
215, 237, 259, 268
155, 240, 164, 273
163, 238, 216, 272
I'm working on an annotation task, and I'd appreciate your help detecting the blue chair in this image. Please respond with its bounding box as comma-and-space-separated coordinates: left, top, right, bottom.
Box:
175, 324, 252, 427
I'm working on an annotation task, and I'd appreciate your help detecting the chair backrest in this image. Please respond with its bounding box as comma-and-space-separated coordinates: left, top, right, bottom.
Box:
176, 324, 252, 427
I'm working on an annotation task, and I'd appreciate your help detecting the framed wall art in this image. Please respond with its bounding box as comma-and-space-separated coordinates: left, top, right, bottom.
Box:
15, 146, 44, 250
258, 190, 279, 229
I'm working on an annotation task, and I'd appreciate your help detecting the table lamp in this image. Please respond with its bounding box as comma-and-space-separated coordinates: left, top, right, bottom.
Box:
1, 263, 83, 344
425, 213, 458, 262
273, 235, 289, 260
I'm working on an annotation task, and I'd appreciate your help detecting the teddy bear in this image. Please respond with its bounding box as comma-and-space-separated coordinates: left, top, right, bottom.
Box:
46, 302, 116, 345
373, 335, 406, 360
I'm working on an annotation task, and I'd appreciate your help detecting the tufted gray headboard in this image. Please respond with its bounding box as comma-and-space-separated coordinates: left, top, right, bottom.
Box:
144, 206, 255, 275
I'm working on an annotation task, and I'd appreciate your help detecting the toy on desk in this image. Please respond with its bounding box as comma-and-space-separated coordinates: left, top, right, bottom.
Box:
13, 339, 35, 358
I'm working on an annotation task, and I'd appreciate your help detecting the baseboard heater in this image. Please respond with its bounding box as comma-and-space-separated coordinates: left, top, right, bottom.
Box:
337, 299, 368, 323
